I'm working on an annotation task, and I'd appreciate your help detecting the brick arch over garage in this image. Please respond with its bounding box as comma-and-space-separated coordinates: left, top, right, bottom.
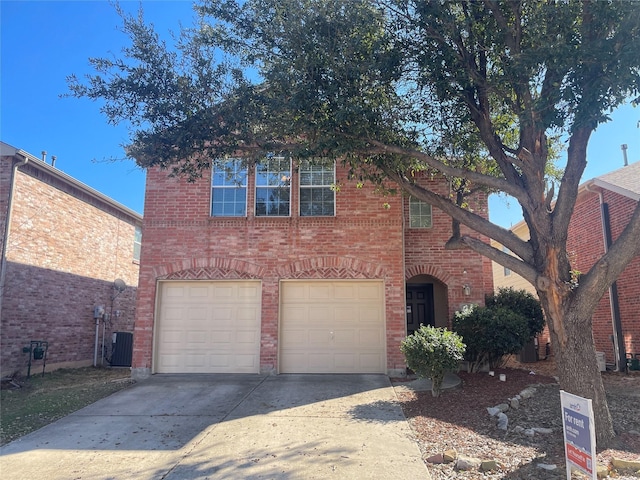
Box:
154, 257, 265, 280
277, 256, 387, 279
405, 265, 452, 285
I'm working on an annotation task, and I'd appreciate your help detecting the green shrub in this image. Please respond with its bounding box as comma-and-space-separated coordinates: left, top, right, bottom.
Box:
453, 305, 530, 371
485, 288, 545, 339
401, 325, 466, 397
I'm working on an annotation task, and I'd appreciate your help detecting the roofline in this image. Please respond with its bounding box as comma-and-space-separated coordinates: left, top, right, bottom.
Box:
2, 142, 143, 221
499, 169, 639, 234
580, 178, 640, 202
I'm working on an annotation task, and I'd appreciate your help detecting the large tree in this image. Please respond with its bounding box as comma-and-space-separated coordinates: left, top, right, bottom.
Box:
68, 0, 640, 444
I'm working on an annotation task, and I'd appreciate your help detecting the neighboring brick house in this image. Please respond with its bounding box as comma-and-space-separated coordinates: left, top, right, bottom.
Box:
492, 161, 640, 370
0, 142, 142, 377
132, 157, 493, 378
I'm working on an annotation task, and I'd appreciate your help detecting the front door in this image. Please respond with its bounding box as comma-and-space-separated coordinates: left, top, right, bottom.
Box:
406, 284, 435, 336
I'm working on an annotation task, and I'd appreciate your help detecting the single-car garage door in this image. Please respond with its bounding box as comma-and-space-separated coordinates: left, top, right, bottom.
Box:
280, 280, 386, 373
155, 281, 261, 373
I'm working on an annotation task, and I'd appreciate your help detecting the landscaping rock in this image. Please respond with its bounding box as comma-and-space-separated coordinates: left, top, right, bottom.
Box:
443, 449, 457, 463
597, 464, 610, 478
497, 412, 508, 430
481, 460, 498, 471
487, 406, 501, 416
532, 427, 553, 435
519, 387, 537, 399
456, 455, 482, 471
537, 463, 557, 471
426, 453, 444, 464
612, 457, 640, 471
509, 397, 520, 409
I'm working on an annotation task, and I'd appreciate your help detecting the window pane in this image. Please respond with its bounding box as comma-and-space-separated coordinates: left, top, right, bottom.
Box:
256, 157, 291, 216
299, 160, 335, 216
409, 197, 432, 228
211, 159, 247, 217
132, 225, 142, 261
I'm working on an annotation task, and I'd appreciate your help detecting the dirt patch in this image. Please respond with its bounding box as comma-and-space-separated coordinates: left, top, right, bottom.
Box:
0, 367, 133, 446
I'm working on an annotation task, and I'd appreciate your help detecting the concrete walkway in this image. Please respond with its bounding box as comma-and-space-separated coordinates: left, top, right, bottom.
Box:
0, 374, 430, 479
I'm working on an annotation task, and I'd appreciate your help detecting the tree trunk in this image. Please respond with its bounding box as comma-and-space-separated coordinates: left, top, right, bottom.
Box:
542, 294, 616, 447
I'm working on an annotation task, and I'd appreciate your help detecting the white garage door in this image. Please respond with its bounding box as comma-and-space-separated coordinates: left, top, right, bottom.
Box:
280, 280, 386, 373
155, 281, 261, 373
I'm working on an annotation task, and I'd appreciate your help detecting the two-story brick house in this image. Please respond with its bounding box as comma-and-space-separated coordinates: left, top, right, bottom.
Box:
132, 158, 493, 378
1, 142, 142, 377
492, 161, 640, 370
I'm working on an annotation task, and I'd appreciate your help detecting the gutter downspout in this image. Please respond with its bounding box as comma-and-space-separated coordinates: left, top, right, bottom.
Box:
0, 153, 29, 322
585, 183, 626, 371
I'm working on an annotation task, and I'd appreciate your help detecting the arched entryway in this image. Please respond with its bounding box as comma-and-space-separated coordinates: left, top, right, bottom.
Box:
406, 274, 449, 335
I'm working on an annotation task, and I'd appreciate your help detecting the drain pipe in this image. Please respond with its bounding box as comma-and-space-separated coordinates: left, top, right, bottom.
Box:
585, 183, 626, 371
0, 153, 29, 322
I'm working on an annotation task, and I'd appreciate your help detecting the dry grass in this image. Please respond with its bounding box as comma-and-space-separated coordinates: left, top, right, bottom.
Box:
0, 367, 132, 446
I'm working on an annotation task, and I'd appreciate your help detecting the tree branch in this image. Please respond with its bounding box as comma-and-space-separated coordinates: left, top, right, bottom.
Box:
366, 139, 529, 201
382, 166, 534, 263
446, 234, 538, 285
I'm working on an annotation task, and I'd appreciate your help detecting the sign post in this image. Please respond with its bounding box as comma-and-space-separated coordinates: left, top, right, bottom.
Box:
560, 390, 597, 480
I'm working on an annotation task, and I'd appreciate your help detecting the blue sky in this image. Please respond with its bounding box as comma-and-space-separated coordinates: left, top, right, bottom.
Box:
2, 1, 639, 225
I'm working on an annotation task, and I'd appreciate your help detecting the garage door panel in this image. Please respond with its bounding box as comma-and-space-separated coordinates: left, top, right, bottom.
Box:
308, 284, 333, 300
280, 280, 386, 374
188, 286, 209, 298
358, 329, 384, 346
155, 281, 261, 374
280, 329, 307, 347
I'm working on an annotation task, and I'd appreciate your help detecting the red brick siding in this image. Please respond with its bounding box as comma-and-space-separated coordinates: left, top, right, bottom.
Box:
403, 176, 493, 322
134, 165, 407, 374
567, 188, 640, 364
135, 165, 492, 376
0, 162, 140, 376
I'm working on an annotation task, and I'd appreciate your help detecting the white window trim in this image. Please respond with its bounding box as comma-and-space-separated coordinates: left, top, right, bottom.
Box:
298, 159, 336, 217
211, 159, 248, 217
255, 156, 292, 217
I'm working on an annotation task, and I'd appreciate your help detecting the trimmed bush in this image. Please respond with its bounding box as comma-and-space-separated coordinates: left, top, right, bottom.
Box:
401, 325, 466, 397
485, 288, 545, 339
453, 305, 530, 371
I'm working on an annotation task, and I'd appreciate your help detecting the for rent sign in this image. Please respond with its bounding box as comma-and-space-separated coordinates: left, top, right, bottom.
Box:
560, 390, 597, 480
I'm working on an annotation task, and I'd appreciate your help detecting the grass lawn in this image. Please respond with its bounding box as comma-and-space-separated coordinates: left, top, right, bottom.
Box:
0, 367, 132, 446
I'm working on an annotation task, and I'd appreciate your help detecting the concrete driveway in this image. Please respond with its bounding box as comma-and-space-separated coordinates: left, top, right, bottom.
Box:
0, 374, 430, 479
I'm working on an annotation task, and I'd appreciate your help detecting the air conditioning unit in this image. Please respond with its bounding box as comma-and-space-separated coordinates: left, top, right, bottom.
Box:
111, 332, 133, 367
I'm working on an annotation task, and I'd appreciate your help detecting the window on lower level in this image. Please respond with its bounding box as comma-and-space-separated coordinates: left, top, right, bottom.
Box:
409, 197, 432, 228
299, 160, 335, 216
255, 156, 291, 216
211, 159, 247, 217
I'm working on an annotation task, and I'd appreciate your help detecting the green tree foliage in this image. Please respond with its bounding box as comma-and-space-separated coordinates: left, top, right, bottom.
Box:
68, 0, 640, 444
453, 304, 530, 372
400, 325, 466, 397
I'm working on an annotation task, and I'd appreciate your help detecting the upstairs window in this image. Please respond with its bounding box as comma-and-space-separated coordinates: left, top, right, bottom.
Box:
299, 160, 335, 216
255, 156, 291, 216
211, 159, 247, 217
409, 197, 432, 228
133, 225, 142, 261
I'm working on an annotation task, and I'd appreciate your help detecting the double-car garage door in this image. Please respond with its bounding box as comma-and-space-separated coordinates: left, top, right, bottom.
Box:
154, 280, 386, 374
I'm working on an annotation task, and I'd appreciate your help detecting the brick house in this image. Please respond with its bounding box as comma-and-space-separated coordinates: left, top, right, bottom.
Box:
132, 157, 493, 378
0, 142, 142, 377
492, 161, 640, 370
